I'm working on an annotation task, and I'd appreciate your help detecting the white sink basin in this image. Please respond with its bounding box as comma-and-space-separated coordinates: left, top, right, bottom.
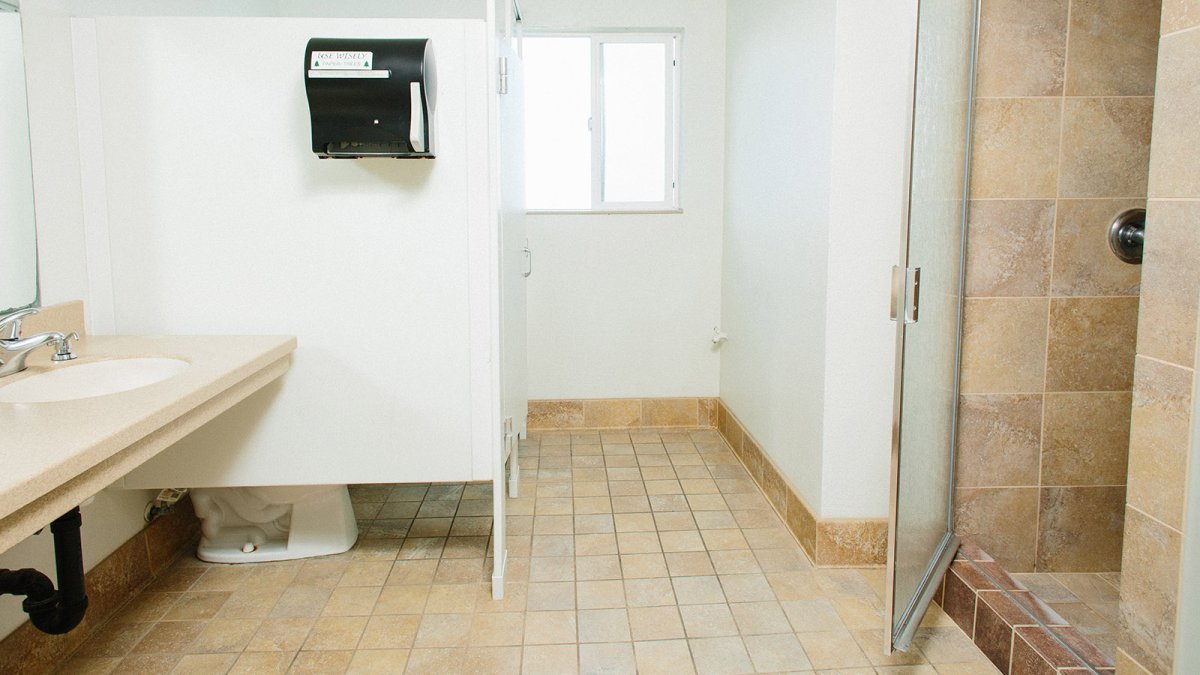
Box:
0, 358, 190, 403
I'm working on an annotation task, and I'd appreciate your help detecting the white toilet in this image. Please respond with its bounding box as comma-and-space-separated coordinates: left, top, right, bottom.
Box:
190, 484, 358, 563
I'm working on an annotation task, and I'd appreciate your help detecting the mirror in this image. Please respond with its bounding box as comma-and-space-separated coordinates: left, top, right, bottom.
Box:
0, 3, 40, 314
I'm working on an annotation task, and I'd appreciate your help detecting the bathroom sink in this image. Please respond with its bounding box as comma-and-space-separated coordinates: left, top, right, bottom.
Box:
0, 358, 190, 403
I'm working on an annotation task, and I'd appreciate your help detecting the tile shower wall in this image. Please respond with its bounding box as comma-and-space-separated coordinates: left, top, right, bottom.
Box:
955, 0, 1160, 573
1117, 4, 1200, 673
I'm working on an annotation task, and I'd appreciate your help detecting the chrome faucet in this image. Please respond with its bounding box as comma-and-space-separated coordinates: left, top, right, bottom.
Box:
0, 308, 78, 378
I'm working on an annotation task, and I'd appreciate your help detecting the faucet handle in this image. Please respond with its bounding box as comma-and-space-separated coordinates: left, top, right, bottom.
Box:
52, 332, 80, 362
0, 308, 39, 339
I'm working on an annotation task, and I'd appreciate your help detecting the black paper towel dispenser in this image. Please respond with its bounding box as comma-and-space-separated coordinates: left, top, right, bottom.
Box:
304, 38, 436, 158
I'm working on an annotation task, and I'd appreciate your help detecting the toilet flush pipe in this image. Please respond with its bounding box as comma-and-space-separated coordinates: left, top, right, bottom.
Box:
0, 507, 89, 634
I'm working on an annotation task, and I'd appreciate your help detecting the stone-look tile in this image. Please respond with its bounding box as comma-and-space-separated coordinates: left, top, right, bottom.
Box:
965, 200, 1055, 297
1119, 509, 1182, 674
1148, 28, 1200, 198
1044, 297, 1139, 392
1011, 627, 1076, 673
85, 531, 155, 623
528, 400, 584, 430
642, 399, 699, 427
1162, 0, 1200, 32
814, 520, 887, 566
582, 399, 641, 428
1035, 487, 1126, 572
760, 463, 787, 518
975, 0, 1068, 96
1041, 392, 1132, 487
144, 498, 202, 575
1050, 199, 1144, 297
972, 594, 1015, 673
960, 298, 1049, 394
1059, 97, 1155, 198
699, 398, 718, 428
1116, 647, 1155, 675
970, 98, 1062, 199
784, 490, 816, 560
634, 639, 695, 675
954, 488, 1039, 572
1065, 0, 1162, 96
1127, 357, 1194, 529
1138, 200, 1200, 366
955, 394, 1042, 488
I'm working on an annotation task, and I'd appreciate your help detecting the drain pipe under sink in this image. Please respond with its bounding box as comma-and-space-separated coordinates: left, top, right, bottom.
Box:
0, 507, 89, 634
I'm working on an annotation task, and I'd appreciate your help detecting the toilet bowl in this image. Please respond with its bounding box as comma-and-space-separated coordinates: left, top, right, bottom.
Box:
190, 484, 358, 563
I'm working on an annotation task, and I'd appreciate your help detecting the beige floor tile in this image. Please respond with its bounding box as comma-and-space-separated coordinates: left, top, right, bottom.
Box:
617, 531, 662, 554
679, 603, 739, 638
527, 581, 577, 611
620, 553, 668, 579
660, 530, 706, 553
575, 533, 618, 556
673, 576, 727, 605
172, 653, 238, 674
412, 613, 472, 649
579, 642, 636, 675
577, 579, 626, 609
423, 584, 477, 613
385, 560, 438, 586
522, 644, 579, 675
796, 631, 872, 669
131, 620, 206, 654
729, 600, 791, 635
701, 529, 749, 551
628, 605, 686, 640
744, 632, 812, 672
707, 550, 761, 575
624, 578, 677, 607
532, 534, 575, 557
718, 574, 775, 603
371, 585, 428, 615
614, 513, 656, 532
524, 610, 578, 644
529, 556, 575, 582
59, 656, 121, 674
832, 596, 883, 630
356, 615, 419, 650
633, 639, 696, 675
469, 612, 525, 647
403, 647, 464, 674
781, 599, 845, 633
115, 653, 183, 674
461, 646, 522, 674
287, 650, 353, 673
337, 562, 393, 588
687, 636, 754, 675
302, 616, 368, 651
165, 591, 232, 621
322, 587, 381, 617
693, 511, 739, 530
577, 609, 632, 643
344, 649, 409, 674
574, 515, 617, 534
229, 650, 296, 674
576, 556, 623, 582
666, 551, 716, 577
191, 618, 261, 654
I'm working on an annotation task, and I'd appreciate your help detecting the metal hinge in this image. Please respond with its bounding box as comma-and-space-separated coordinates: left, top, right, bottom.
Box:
499, 56, 509, 95
890, 265, 921, 324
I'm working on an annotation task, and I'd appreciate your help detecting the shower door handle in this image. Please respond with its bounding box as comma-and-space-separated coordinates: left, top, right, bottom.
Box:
890, 265, 920, 324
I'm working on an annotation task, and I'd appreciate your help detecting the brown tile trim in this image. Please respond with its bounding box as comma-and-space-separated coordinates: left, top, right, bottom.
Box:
0, 497, 200, 674
932, 540, 1116, 674
716, 400, 887, 567
527, 398, 719, 430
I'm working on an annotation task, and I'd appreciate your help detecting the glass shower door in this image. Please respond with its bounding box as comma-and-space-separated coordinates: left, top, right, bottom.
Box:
886, 0, 979, 653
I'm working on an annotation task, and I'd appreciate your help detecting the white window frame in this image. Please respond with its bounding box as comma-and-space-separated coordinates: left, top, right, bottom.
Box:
524, 30, 681, 214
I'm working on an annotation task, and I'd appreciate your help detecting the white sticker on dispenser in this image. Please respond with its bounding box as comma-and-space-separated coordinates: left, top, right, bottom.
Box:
311, 51, 373, 70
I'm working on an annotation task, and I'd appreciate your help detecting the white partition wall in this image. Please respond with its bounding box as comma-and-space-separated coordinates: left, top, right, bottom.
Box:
67, 17, 500, 488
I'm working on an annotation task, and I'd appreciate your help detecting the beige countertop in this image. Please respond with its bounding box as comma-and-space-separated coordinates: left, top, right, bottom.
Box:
0, 332, 296, 552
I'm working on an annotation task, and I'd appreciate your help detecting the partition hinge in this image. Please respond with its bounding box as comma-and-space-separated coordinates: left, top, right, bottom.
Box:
498, 56, 509, 95
890, 265, 921, 324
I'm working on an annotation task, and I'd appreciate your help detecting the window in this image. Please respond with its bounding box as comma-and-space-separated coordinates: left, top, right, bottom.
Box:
523, 32, 680, 212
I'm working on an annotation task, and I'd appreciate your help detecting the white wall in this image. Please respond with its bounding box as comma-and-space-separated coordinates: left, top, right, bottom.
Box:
720, 0, 836, 512
521, 0, 725, 399
71, 16, 495, 488
0, 13, 39, 312
819, 0, 915, 518
720, 0, 915, 519
0, 0, 157, 639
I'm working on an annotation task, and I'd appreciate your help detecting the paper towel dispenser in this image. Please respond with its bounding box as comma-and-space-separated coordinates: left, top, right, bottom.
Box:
304, 38, 436, 158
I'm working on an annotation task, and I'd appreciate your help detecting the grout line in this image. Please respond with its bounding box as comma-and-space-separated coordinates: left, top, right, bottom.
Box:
1125, 503, 1184, 536
965, 294, 1141, 301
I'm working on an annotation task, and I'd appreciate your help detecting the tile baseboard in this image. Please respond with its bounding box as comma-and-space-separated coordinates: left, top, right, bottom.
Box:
0, 496, 201, 674
528, 397, 719, 429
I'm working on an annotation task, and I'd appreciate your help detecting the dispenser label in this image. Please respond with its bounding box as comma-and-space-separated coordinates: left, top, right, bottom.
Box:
311, 51, 373, 70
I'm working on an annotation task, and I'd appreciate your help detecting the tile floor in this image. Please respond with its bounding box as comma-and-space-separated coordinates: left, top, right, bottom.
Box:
1011, 571, 1121, 662
59, 428, 998, 674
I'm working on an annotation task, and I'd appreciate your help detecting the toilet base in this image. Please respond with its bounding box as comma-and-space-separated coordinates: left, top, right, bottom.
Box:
193, 484, 358, 564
